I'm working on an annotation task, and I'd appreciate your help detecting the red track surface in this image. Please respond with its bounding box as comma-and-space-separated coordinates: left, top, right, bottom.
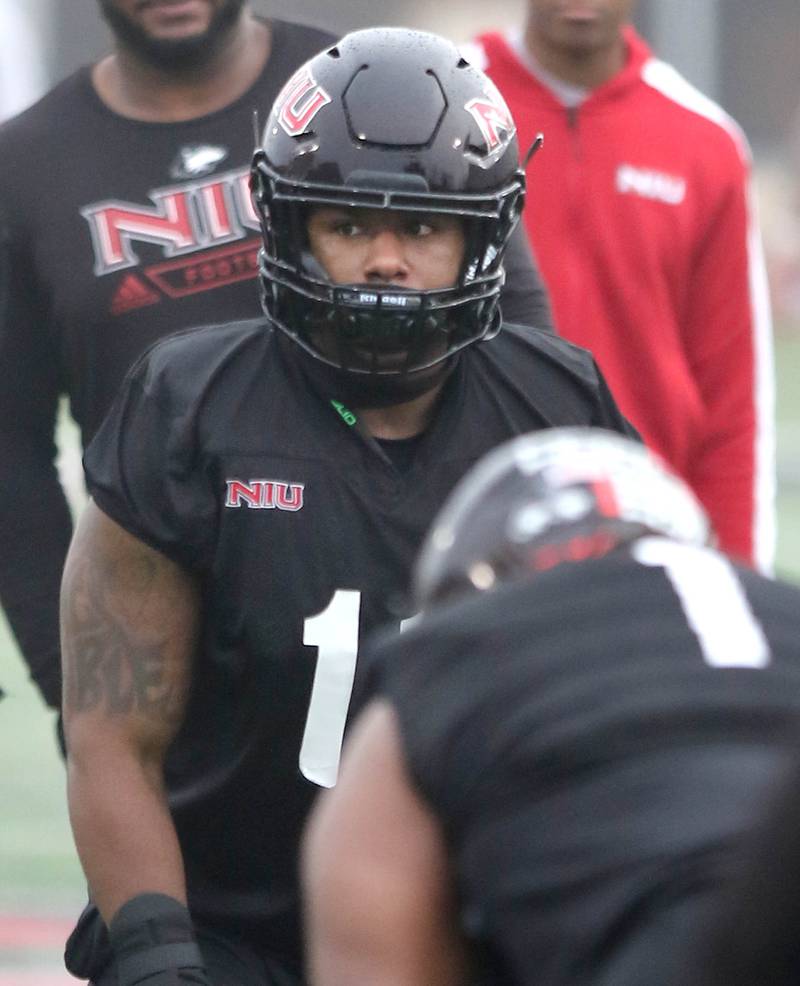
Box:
0, 914, 76, 985
0, 914, 73, 947
0, 974, 75, 985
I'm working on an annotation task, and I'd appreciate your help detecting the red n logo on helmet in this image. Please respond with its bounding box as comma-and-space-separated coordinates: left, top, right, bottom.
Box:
276, 67, 332, 137
465, 95, 516, 154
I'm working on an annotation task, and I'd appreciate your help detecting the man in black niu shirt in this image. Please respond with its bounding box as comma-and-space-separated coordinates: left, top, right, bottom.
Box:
304, 428, 800, 986
0, 1, 333, 713
60, 30, 631, 986
0, 0, 554, 715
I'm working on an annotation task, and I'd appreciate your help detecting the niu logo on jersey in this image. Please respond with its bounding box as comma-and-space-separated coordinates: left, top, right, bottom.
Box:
225, 479, 305, 511
465, 92, 516, 163
275, 66, 332, 137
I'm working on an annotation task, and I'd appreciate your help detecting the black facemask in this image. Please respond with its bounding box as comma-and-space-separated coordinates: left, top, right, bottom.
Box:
275, 331, 458, 411
98, 0, 247, 73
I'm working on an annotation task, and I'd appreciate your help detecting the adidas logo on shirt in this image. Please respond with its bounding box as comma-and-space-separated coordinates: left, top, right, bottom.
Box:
110, 273, 160, 315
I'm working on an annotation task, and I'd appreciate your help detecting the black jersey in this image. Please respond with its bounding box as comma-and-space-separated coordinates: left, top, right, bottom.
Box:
83, 317, 634, 961
0, 21, 552, 709
366, 539, 800, 986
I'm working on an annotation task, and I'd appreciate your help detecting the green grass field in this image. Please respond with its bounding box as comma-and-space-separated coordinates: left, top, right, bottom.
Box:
2, 332, 800, 930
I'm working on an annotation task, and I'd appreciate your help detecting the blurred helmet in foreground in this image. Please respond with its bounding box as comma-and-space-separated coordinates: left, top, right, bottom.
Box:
415, 428, 712, 607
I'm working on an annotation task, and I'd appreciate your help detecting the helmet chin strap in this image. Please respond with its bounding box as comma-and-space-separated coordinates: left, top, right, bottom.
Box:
277, 331, 458, 410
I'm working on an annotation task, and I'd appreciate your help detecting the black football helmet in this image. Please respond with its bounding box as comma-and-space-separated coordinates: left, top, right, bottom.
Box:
414, 428, 712, 606
250, 27, 526, 382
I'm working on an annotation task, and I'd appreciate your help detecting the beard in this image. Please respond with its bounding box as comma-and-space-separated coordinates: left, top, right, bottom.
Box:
98, 0, 247, 72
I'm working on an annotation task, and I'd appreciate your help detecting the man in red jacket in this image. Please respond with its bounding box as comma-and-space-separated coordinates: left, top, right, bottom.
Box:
468, 0, 775, 571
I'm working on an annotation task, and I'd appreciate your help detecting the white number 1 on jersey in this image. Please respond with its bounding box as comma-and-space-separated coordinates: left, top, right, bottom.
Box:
300, 590, 362, 788
299, 590, 416, 787
632, 538, 770, 669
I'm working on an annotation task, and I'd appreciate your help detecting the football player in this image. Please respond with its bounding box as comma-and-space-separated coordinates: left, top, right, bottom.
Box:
60, 30, 634, 986
0, 0, 552, 726
305, 427, 800, 986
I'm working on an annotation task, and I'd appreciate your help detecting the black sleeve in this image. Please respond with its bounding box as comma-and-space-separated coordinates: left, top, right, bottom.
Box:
83, 345, 217, 572
0, 203, 71, 709
498, 221, 555, 332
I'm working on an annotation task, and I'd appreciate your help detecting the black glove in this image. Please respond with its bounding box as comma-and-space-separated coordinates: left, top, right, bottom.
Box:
108, 893, 212, 986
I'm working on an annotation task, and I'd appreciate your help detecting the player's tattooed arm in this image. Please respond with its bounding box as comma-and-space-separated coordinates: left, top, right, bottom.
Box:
62, 510, 191, 724
60, 500, 200, 923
